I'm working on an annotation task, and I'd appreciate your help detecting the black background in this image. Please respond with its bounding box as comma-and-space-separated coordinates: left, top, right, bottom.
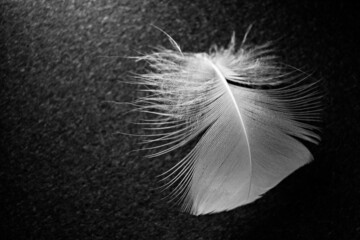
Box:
1, 0, 359, 239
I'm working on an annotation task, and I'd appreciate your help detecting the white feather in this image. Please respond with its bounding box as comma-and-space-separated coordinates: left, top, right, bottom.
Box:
134, 32, 321, 215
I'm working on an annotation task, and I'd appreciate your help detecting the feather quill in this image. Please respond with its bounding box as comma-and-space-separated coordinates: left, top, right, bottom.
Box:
134, 31, 321, 215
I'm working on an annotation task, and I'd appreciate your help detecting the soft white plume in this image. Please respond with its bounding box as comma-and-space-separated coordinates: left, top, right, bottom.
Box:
133, 31, 321, 215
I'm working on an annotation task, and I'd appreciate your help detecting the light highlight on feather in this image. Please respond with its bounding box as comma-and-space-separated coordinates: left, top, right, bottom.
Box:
134, 31, 321, 215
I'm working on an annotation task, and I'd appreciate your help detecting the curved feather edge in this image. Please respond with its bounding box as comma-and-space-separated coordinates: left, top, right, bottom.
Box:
134, 33, 321, 215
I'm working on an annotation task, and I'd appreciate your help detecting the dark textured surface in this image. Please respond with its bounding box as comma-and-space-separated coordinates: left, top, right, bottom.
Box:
1, 0, 359, 239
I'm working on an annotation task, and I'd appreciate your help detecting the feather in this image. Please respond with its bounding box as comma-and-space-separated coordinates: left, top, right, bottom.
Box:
134, 31, 321, 215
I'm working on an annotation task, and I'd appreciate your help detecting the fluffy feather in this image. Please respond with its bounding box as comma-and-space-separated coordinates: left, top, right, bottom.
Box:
134, 31, 321, 215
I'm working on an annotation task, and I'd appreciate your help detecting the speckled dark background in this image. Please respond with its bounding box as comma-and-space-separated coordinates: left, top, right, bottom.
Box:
1, 0, 359, 239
